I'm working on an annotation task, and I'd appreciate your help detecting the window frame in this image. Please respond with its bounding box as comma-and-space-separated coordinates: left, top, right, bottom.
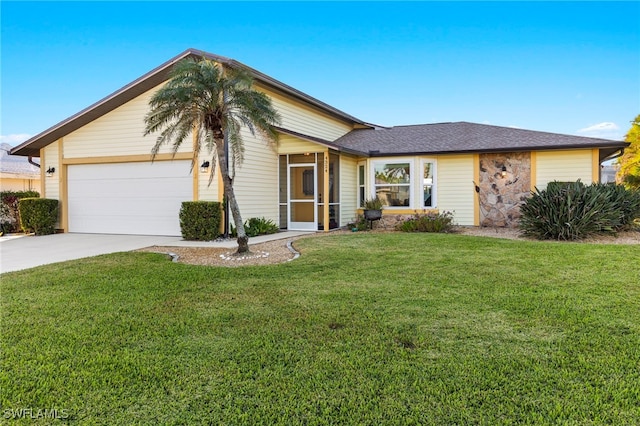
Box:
357, 163, 366, 208
421, 159, 437, 208
370, 159, 414, 209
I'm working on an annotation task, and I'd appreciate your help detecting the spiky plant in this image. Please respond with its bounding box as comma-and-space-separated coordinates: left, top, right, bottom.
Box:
144, 57, 281, 254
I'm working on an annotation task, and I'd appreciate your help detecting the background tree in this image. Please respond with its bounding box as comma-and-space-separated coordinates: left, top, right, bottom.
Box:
144, 58, 281, 253
618, 114, 640, 189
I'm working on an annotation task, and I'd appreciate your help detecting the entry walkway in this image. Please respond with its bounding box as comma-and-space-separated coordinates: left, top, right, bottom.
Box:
0, 231, 313, 274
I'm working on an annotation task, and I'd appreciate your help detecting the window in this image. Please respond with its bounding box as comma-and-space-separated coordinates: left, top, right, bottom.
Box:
422, 161, 436, 208
373, 161, 411, 207
358, 164, 365, 208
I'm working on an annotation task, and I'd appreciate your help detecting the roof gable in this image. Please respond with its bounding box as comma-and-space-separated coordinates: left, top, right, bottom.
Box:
11, 48, 368, 157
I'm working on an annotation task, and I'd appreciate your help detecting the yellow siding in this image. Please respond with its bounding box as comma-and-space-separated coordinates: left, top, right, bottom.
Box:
0, 176, 39, 192
437, 155, 475, 226
259, 86, 353, 141
198, 166, 220, 202
340, 154, 358, 226
277, 134, 325, 154
535, 150, 593, 189
230, 128, 280, 226
63, 85, 192, 159
43, 142, 60, 200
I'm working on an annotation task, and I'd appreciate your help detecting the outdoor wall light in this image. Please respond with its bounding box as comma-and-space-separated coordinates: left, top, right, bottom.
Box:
200, 161, 210, 173
501, 166, 507, 178
46, 167, 56, 177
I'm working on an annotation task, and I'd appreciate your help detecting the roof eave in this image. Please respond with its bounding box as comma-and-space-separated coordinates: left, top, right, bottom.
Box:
365, 141, 630, 157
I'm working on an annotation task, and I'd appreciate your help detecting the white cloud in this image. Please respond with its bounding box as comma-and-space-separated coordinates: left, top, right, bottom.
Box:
0, 134, 32, 146
577, 122, 622, 140
578, 122, 619, 133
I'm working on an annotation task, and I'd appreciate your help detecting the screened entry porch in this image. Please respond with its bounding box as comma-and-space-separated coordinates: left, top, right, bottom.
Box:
279, 152, 340, 231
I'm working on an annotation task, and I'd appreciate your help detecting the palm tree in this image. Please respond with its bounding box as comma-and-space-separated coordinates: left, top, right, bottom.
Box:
144, 57, 281, 253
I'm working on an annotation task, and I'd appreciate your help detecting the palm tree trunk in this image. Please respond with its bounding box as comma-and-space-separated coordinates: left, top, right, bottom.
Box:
215, 139, 250, 253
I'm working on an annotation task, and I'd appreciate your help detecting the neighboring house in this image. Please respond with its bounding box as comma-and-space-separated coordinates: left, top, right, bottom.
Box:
0, 143, 41, 192
11, 49, 629, 236
600, 163, 619, 184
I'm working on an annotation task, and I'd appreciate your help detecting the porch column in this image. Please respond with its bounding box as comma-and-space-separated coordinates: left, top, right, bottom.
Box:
323, 149, 330, 232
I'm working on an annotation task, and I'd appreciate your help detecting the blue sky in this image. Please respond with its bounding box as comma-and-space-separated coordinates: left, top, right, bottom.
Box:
2, 1, 639, 147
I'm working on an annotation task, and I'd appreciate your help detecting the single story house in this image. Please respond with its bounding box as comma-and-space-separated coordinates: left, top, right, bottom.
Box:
1, 143, 41, 192
11, 48, 628, 236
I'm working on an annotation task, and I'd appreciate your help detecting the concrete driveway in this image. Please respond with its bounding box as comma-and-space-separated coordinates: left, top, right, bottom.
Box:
0, 233, 182, 274
0, 231, 312, 274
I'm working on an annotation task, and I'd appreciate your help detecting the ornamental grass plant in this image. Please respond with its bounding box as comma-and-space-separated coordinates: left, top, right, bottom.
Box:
519, 181, 640, 240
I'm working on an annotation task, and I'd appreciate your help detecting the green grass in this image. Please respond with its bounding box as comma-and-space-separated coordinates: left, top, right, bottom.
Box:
2, 233, 639, 424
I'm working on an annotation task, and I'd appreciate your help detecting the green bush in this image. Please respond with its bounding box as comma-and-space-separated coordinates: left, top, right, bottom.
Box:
347, 215, 369, 232
231, 217, 280, 237
1, 190, 40, 233
179, 201, 222, 241
246, 217, 279, 237
519, 181, 639, 240
396, 211, 455, 233
18, 198, 58, 235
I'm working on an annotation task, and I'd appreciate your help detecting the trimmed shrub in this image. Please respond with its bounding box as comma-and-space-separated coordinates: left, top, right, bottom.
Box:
18, 198, 58, 235
396, 211, 455, 233
1, 190, 40, 233
519, 181, 639, 240
245, 217, 279, 237
179, 201, 222, 241
231, 217, 280, 237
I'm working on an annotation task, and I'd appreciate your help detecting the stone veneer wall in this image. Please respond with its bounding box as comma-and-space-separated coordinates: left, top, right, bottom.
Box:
374, 214, 416, 230
478, 152, 531, 227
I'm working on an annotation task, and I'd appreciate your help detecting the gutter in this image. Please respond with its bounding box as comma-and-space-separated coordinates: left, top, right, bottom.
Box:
601, 148, 625, 163
364, 142, 630, 158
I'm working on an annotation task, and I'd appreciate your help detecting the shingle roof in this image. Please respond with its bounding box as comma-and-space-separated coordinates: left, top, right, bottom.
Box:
333, 122, 628, 156
10, 48, 628, 159
0, 143, 40, 176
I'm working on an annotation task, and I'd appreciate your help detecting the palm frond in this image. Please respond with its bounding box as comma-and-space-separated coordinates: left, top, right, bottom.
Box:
144, 57, 281, 182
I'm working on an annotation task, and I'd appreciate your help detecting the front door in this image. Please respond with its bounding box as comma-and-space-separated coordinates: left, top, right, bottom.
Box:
288, 163, 316, 231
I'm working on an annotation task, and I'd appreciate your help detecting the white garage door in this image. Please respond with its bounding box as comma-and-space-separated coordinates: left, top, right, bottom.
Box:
68, 161, 192, 236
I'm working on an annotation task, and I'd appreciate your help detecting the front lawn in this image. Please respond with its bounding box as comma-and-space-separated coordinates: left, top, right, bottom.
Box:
1, 233, 639, 424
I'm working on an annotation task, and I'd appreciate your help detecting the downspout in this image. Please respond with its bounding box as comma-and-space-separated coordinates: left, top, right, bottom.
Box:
28, 156, 41, 168
599, 148, 625, 184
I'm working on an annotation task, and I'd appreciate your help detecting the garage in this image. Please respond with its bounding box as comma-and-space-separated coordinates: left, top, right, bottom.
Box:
67, 161, 192, 236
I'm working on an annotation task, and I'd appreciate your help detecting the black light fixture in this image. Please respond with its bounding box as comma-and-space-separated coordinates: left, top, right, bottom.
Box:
501, 165, 507, 178
46, 167, 56, 177
200, 161, 210, 173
